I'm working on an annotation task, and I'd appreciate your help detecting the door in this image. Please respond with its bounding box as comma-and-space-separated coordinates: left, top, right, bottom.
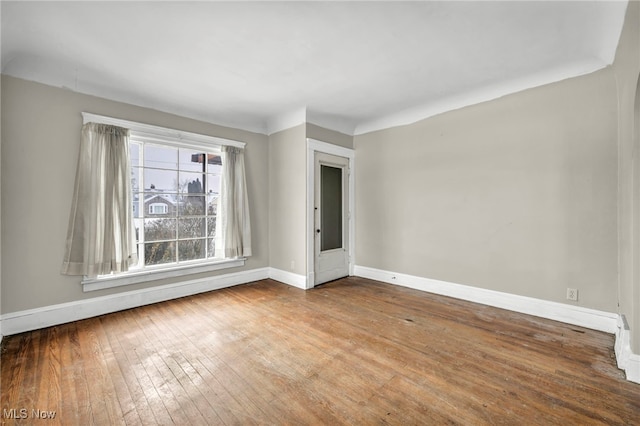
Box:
314, 152, 350, 285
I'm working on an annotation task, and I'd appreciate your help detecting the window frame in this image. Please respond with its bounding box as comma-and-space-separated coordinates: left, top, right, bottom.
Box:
80, 113, 246, 292
132, 139, 220, 267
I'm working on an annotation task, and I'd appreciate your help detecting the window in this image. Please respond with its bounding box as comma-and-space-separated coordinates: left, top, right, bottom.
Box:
78, 113, 250, 291
131, 140, 222, 268
148, 203, 169, 215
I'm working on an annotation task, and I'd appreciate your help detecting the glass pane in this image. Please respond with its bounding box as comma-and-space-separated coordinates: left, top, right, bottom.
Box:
206, 173, 221, 195
179, 150, 206, 173
144, 145, 177, 170
208, 238, 216, 258
145, 241, 176, 265
180, 196, 206, 215
178, 239, 206, 262
207, 194, 219, 215
179, 218, 206, 239
130, 143, 141, 166
179, 172, 205, 194
137, 243, 144, 260
131, 167, 142, 193
144, 218, 176, 242
207, 217, 216, 237
321, 165, 343, 251
208, 162, 222, 175
144, 169, 178, 193
133, 218, 143, 242
133, 194, 143, 218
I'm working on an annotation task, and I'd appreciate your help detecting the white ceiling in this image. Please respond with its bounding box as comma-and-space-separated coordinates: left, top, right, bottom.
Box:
1, 1, 629, 136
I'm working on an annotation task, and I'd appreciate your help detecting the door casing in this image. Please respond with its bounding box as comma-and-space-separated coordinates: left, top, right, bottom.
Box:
306, 138, 355, 289
314, 152, 349, 285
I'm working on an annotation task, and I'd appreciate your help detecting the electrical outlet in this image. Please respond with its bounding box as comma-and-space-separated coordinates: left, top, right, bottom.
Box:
567, 288, 578, 301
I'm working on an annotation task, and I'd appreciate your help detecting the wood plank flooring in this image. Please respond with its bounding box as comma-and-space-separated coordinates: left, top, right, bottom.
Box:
1, 277, 639, 425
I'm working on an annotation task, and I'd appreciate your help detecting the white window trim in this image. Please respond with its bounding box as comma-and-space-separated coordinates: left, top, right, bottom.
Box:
82, 258, 246, 292
81, 112, 245, 150
80, 112, 247, 291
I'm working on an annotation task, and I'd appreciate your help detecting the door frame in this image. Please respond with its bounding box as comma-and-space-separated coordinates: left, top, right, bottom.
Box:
306, 138, 355, 289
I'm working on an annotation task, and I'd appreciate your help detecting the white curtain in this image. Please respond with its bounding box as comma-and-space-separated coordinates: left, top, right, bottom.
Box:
61, 123, 137, 276
217, 146, 252, 258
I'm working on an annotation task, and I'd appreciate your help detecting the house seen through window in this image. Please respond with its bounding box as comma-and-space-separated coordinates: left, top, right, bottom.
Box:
130, 140, 222, 268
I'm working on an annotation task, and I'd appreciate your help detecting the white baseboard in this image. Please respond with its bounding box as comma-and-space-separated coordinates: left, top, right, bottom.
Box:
268, 268, 309, 289
0, 266, 310, 337
3, 263, 638, 384
1, 267, 270, 336
624, 353, 640, 384
354, 265, 640, 383
353, 265, 618, 333
615, 315, 640, 384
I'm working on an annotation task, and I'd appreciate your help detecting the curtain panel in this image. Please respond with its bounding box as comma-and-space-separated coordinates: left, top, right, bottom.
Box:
217, 146, 252, 258
61, 123, 137, 276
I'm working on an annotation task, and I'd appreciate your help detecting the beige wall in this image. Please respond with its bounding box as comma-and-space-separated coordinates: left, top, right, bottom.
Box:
268, 124, 307, 276
307, 123, 353, 149
267, 123, 353, 278
0, 75, 269, 313
614, 0, 640, 352
355, 68, 619, 312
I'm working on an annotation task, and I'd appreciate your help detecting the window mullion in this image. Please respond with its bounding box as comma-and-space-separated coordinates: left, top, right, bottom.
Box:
138, 143, 146, 269
202, 154, 209, 258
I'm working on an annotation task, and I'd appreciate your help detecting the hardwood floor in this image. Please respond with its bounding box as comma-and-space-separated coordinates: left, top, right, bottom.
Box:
1, 277, 639, 425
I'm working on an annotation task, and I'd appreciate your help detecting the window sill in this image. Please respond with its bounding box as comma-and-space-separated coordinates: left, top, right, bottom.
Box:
82, 258, 246, 292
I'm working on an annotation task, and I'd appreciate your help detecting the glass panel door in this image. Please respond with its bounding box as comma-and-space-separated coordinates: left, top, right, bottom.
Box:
320, 165, 343, 251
